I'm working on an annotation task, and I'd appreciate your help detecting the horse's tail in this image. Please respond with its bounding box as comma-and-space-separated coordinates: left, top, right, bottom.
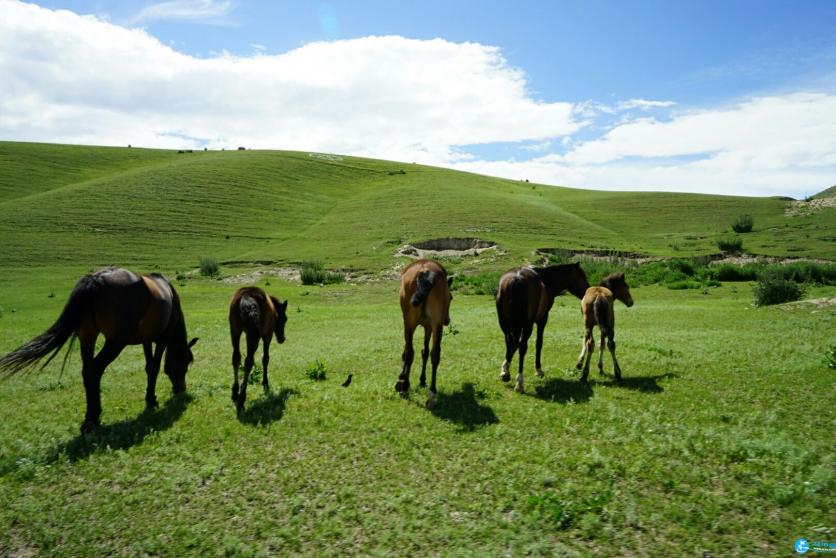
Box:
0, 275, 96, 374
239, 296, 261, 334
593, 296, 611, 338
411, 270, 441, 307
507, 274, 528, 335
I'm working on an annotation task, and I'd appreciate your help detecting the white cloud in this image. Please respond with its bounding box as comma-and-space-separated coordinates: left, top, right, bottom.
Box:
0, 1, 581, 162
130, 0, 234, 24
452, 93, 836, 197
616, 98, 676, 111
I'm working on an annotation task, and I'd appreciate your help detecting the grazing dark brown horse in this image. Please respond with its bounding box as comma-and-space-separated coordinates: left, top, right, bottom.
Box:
395, 259, 453, 409
0, 268, 198, 433
228, 287, 288, 412
576, 272, 634, 381
496, 263, 589, 393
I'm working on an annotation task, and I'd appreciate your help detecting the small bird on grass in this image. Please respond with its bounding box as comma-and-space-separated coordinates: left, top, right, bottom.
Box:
341, 374, 353, 387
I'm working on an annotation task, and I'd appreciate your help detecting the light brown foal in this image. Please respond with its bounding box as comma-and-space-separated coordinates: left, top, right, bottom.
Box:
577, 272, 634, 382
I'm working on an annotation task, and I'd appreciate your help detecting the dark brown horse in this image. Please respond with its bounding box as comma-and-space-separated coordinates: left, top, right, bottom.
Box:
395, 259, 453, 409
496, 263, 589, 392
576, 272, 634, 381
228, 287, 288, 412
0, 268, 198, 433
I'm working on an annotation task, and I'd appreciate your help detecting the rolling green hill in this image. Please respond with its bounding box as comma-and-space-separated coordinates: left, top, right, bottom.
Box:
1, 141, 833, 275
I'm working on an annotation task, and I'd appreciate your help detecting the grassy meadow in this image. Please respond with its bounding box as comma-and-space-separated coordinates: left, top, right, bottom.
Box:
0, 141, 833, 556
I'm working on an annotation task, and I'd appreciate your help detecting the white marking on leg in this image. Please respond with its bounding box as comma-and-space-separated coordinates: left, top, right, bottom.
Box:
515, 373, 524, 393
500, 360, 509, 379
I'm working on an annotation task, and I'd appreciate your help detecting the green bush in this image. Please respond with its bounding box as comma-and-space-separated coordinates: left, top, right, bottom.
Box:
707, 263, 761, 282
716, 234, 743, 253
767, 262, 836, 285
300, 261, 344, 285
452, 272, 502, 296
753, 271, 806, 306
731, 214, 754, 233
199, 256, 220, 277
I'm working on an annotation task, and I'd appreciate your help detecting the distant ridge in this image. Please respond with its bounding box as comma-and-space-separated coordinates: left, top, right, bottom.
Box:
812, 185, 836, 199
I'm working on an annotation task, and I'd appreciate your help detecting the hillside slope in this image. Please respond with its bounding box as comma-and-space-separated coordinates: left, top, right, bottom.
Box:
0, 142, 832, 272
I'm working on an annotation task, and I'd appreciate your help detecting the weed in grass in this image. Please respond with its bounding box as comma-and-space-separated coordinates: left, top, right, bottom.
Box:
824, 345, 836, 370
305, 359, 328, 381
731, 213, 754, 233
300, 260, 344, 285
716, 233, 743, 253
199, 256, 220, 277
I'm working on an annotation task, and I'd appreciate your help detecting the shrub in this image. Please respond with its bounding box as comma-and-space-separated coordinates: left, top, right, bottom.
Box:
753, 271, 806, 306
305, 359, 328, 381
300, 261, 344, 285
731, 214, 754, 233
199, 256, 220, 277
452, 272, 502, 296
716, 234, 743, 253
766, 262, 836, 285
707, 263, 761, 282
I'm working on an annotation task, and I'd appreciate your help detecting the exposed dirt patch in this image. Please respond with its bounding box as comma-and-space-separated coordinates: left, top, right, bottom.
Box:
785, 196, 836, 217
780, 297, 836, 311
221, 267, 301, 284
398, 238, 497, 258
536, 247, 660, 265
709, 253, 834, 266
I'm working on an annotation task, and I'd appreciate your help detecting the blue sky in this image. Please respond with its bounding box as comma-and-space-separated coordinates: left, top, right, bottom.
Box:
3, 0, 836, 196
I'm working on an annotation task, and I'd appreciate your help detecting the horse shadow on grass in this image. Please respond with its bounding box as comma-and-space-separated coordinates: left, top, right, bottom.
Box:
528, 377, 594, 404
598, 372, 678, 393
428, 382, 499, 432
0, 393, 194, 474
237, 387, 298, 426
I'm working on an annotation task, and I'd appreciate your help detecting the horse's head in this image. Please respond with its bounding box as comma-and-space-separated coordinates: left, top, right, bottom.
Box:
165, 337, 199, 393
600, 272, 634, 307
271, 296, 288, 344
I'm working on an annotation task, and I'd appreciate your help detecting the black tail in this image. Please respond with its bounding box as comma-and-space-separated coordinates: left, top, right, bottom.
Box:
0, 275, 96, 374
411, 271, 440, 307
239, 296, 261, 334
507, 275, 528, 336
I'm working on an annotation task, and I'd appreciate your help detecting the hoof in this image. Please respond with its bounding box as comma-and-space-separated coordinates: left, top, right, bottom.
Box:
575, 362, 583, 370
399, 390, 409, 400
535, 368, 544, 378
425, 393, 437, 409
262, 382, 270, 393
395, 380, 409, 394
580, 375, 588, 384
80, 419, 99, 434
514, 383, 524, 394
145, 397, 159, 409
500, 373, 511, 382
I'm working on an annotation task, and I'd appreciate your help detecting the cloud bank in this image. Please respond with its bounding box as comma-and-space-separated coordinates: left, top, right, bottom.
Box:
1, 1, 834, 197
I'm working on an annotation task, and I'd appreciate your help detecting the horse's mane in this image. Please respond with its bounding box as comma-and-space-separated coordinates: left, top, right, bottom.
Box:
599, 272, 626, 290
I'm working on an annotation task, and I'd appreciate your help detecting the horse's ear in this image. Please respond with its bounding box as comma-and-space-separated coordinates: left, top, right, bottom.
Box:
447, 276, 454, 287
188, 337, 199, 348
281, 300, 288, 312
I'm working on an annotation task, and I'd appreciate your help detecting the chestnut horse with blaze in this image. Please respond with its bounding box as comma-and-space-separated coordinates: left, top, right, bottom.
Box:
395, 259, 453, 409
577, 272, 634, 381
496, 263, 589, 393
0, 268, 198, 433
228, 287, 288, 412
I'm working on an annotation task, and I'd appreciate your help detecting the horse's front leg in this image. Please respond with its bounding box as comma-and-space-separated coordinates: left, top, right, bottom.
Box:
261, 335, 271, 392
395, 324, 415, 397
534, 318, 547, 378
144, 341, 165, 408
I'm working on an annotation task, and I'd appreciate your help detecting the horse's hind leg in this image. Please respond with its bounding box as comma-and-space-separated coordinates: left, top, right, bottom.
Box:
81, 339, 125, 433
607, 334, 622, 381
395, 323, 415, 397
534, 318, 547, 378
597, 334, 607, 375
426, 324, 443, 409
261, 335, 271, 392
237, 333, 259, 412
231, 328, 242, 403
580, 330, 595, 382
515, 325, 533, 393
144, 341, 165, 408
501, 332, 516, 382
419, 327, 430, 387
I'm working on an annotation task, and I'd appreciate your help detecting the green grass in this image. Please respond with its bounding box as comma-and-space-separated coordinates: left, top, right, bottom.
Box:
0, 141, 834, 556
